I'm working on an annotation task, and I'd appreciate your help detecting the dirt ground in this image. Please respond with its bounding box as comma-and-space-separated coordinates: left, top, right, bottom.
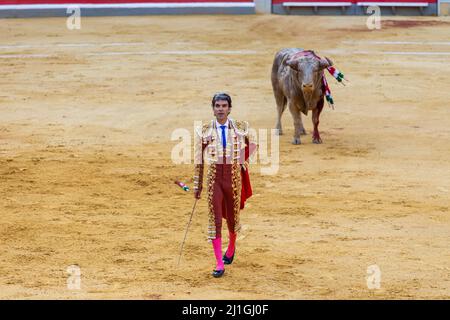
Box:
0, 14, 449, 299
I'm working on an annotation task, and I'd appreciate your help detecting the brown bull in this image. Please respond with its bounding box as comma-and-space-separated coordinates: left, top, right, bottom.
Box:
271, 48, 333, 144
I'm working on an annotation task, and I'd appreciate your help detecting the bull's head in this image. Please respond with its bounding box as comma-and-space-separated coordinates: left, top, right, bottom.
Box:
284, 53, 333, 108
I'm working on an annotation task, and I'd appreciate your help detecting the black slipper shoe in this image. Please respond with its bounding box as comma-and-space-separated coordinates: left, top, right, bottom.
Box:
223, 250, 235, 265
212, 269, 225, 278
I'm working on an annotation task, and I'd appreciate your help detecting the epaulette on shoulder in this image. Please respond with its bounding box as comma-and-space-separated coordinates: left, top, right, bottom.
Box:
233, 119, 249, 135
202, 123, 210, 134
195, 120, 213, 138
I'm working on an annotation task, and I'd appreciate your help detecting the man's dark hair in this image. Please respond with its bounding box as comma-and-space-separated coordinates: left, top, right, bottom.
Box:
211, 92, 232, 108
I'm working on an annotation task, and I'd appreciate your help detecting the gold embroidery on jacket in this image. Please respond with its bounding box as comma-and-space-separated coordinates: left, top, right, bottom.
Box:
195, 119, 248, 240
206, 164, 217, 240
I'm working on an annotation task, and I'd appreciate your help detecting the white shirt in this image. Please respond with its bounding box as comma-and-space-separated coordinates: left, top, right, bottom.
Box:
215, 118, 229, 147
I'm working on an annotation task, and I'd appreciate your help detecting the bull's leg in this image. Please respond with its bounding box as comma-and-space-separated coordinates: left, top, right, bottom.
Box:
288, 102, 302, 145
312, 98, 324, 144
298, 113, 307, 135
274, 92, 287, 136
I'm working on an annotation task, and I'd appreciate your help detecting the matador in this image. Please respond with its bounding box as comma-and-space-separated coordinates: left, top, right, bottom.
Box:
193, 92, 256, 278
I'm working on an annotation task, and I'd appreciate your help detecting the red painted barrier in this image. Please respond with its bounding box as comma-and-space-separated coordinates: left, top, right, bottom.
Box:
0, 0, 253, 4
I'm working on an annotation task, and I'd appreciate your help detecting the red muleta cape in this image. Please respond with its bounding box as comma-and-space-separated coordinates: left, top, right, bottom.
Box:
240, 141, 257, 210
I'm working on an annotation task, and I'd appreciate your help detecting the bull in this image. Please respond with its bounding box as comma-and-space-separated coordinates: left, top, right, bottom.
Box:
271, 48, 333, 144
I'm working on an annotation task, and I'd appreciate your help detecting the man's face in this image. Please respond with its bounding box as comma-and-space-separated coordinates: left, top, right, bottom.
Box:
213, 99, 230, 123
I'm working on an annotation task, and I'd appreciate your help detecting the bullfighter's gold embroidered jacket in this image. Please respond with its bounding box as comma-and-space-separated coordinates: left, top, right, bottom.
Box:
193, 118, 251, 240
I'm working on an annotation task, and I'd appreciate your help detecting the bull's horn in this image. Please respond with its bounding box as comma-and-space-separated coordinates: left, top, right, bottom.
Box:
320, 57, 333, 69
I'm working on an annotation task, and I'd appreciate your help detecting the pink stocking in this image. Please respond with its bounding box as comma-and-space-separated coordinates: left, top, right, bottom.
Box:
212, 238, 224, 271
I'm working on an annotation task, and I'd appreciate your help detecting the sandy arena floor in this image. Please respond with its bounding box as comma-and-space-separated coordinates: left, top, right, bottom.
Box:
0, 14, 449, 299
